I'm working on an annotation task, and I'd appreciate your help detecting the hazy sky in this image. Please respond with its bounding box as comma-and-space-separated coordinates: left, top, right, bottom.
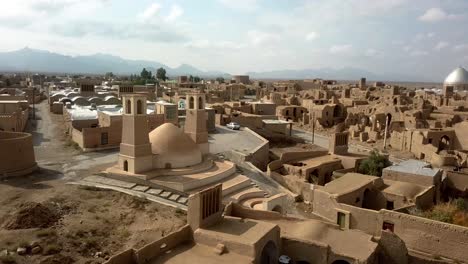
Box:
0, 0, 467, 79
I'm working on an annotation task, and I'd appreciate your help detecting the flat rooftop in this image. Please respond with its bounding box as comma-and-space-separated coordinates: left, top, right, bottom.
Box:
382, 180, 427, 199
384, 159, 440, 177
321, 173, 378, 195
267, 218, 378, 262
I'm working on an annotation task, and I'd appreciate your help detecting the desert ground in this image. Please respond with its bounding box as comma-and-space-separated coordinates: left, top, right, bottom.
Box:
0, 102, 187, 264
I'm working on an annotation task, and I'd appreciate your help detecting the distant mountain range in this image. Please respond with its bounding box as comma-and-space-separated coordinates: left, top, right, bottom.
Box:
0, 48, 228, 77
246, 68, 433, 83
0, 48, 434, 82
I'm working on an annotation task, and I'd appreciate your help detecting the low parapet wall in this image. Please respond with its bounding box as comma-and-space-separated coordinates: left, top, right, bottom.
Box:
224, 128, 269, 171
104, 225, 192, 264
380, 209, 468, 262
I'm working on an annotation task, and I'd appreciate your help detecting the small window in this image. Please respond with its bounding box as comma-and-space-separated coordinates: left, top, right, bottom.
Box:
386, 201, 394, 210
123, 160, 128, 172
101, 132, 108, 145
337, 212, 346, 229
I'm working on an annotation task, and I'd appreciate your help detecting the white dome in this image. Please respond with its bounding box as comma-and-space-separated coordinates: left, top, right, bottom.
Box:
444, 67, 468, 85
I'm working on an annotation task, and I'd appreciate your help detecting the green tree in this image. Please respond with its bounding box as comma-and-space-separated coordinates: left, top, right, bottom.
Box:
140, 68, 150, 79
216, 77, 224, 83
193, 76, 201, 83
156, 67, 167, 81
358, 150, 391, 176
105, 72, 114, 78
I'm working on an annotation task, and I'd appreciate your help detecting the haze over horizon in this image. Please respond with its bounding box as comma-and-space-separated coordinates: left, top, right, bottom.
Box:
1, 0, 468, 81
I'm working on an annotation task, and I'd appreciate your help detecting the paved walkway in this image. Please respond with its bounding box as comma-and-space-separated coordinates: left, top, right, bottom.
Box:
209, 126, 264, 155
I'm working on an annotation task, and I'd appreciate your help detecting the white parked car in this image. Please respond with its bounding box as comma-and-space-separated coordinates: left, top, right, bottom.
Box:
226, 122, 240, 130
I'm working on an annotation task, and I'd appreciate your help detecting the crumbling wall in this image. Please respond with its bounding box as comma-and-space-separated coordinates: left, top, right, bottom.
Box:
380, 209, 468, 262
104, 249, 136, 264
134, 225, 192, 263
446, 171, 468, 192
414, 186, 435, 210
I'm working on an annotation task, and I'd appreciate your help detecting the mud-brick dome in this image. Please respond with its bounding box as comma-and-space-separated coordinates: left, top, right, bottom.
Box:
149, 123, 202, 169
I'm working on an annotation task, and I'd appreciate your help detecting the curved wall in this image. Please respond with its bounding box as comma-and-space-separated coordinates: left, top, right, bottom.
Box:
0, 131, 37, 177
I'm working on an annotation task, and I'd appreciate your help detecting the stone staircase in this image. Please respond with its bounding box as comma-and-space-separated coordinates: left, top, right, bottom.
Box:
74, 176, 189, 209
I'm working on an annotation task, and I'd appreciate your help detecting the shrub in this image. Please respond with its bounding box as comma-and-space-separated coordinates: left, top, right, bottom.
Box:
43, 244, 62, 255
454, 198, 467, 211
36, 229, 57, 238
358, 150, 391, 176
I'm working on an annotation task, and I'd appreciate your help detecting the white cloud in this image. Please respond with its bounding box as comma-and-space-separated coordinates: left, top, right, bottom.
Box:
403, 45, 413, 52
434, 41, 449, 50
305, 32, 319, 41
248, 30, 280, 46
185, 40, 245, 50
419, 8, 462, 22
138, 3, 162, 22
365, 49, 379, 57
165, 4, 184, 23
0, 0, 106, 26
409, 50, 428, 57
454, 44, 468, 52
329, 44, 352, 54
219, 0, 258, 12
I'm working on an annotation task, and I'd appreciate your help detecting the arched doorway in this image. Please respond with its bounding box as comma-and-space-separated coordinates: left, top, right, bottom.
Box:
126, 100, 131, 114
260, 241, 278, 264
137, 100, 143, 114
439, 135, 450, 151
189, 97, 194, 109
123, 161, 128, 172
198, 96, 203, 109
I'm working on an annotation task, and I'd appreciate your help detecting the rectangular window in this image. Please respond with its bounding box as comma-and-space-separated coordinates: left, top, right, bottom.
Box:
386, 201, 394, 210
101, 132, 108, 145
337, 212, 346, 229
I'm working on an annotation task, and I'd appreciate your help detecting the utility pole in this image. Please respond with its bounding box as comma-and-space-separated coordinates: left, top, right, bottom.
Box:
312, 111, 315, 144
383, 115, 389, 150
32, 87, 36, 120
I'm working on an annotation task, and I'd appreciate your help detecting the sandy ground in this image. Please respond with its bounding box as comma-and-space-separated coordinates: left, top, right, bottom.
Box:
0, 101, 186, 264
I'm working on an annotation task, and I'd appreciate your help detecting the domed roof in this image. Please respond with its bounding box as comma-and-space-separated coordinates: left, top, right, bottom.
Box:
444, 67, 468, 85
149, 123, 202, 169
